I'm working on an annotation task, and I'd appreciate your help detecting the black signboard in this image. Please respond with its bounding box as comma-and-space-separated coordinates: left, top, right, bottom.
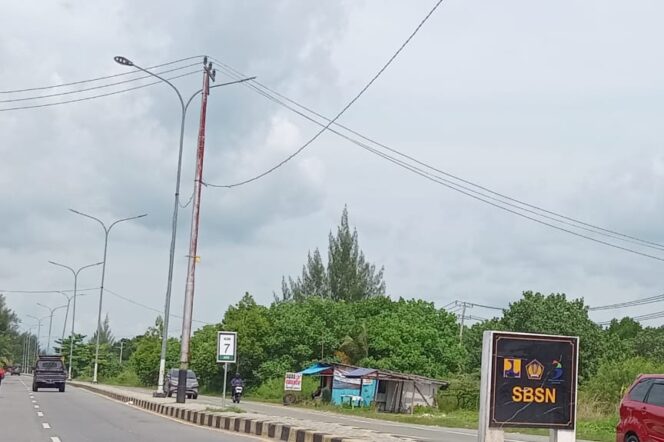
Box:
489, 332, 578, 429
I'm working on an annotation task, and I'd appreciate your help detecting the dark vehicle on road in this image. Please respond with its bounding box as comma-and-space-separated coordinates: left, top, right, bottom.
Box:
616, 374, 664, 441
10, 365, 21, 375
164, 369, 199, 399
32, 355, 67, 392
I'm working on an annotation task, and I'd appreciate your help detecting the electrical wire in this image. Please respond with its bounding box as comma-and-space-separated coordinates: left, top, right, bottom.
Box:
0, 63, 199, 103
589, 293, 664, 311
0, 55, 204, 94
104, 288, 213, 325
0, 287, 99, 294
178, 190, 195, 209
211, 61, 664, 255
204, 0, 445, 189
205, 69, 664, 263
0, 70, 200, 112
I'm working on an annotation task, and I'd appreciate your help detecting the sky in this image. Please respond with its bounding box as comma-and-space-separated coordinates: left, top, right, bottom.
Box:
1, 0, 663, 348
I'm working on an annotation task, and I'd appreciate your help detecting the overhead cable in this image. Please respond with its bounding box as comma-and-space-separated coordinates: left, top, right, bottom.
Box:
0, 55, 204, 94
204, 0, 445, 188
0, 70, 200, 112
210, 60, 664, 255
206, 69, 664, 263
0, 63, 199, 103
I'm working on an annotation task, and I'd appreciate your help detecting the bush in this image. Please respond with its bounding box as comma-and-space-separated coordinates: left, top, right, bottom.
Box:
438, 374, 480, 412
106, 368, 141, 387
250, 376, 319, 402
584, 356, 664, 411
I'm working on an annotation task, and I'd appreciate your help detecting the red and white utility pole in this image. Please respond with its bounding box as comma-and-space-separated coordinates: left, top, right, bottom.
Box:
176, 57, 216, 403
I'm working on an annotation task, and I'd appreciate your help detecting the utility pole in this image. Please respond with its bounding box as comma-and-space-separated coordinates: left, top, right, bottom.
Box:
119, 340, 124, 364
176, 59, 215, 404
459, 302, 467, 343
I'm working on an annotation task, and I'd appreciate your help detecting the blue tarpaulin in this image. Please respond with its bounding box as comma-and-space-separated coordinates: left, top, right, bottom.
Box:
299, 363, 333, 376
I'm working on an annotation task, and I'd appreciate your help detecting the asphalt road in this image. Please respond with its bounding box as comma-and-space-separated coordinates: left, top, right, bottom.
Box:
120, 385, 558, 442
0, 376, 258, 442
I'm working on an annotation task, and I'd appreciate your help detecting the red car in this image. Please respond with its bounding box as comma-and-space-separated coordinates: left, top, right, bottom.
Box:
617, 374, 664, 442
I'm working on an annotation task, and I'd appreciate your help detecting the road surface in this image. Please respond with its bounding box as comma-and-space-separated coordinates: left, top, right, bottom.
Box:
0, 376, 258, 442
120, 385, 558, 442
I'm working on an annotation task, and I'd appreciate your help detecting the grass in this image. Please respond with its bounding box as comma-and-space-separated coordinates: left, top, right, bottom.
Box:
287, 402, 617, 441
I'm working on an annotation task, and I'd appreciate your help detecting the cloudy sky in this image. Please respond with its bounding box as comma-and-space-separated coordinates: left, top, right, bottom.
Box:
1, 0, 663, 346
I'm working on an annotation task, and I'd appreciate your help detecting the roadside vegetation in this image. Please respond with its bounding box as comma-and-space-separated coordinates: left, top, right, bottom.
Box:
2, 208, 662, 441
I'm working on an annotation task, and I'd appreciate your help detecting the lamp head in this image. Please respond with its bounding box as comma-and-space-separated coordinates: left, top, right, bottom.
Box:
114, 56, 134, 67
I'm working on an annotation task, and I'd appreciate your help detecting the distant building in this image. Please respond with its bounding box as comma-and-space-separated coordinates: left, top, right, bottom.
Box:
299, 362, 448, 413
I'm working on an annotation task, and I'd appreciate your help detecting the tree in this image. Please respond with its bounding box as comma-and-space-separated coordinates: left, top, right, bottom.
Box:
129, 316, 179, 386
499, 291, 605, 379
91, 314, 115, 346
0, 294, 21, 363
282, 206, 385, 302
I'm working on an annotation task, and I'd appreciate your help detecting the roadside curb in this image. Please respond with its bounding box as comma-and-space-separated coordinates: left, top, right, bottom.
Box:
70, 382, 363, 442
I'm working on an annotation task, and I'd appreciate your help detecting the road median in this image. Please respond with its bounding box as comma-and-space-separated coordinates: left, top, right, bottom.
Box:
69, 381, 409, 442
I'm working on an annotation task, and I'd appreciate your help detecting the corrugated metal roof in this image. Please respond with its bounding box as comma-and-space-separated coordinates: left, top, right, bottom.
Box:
345, 367, 378, 378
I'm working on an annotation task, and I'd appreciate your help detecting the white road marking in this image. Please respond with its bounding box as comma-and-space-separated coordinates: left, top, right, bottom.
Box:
31, 400, 36, 403
34, 405, 40, 409
42, 423, 51, 429
37, 411, 44, 417
50, 437, 61, 442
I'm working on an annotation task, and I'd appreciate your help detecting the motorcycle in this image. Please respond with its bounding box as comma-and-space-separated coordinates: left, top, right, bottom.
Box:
232, 385, 243, 403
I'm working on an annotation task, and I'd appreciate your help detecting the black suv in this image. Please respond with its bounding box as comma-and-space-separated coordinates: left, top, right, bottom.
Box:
32, 355, 67, 392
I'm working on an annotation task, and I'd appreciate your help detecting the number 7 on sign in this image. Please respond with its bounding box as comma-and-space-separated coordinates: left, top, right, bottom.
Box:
216, 331, 237, 363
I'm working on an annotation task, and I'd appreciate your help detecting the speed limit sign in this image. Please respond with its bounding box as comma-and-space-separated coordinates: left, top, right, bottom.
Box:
216, 331, 237, 363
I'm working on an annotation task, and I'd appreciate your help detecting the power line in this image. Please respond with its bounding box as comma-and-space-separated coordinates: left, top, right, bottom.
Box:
0, 287, 99, 294
211, 61, 664, 255
589, 293, 664, 311
103, 288, 213, 325
0, 70, 200, 112
0, 55, 204, 94
209, 76, 664, 263
178, 189, 195, 209
204, 0, 445, 189
0, 63, 199, 104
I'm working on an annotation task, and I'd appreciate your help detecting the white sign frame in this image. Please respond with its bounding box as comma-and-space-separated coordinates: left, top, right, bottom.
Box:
216, 331, 237, 363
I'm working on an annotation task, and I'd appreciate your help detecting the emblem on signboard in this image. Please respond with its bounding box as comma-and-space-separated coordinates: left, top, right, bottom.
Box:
550, 360, 564, 381
503, 358, 522, 378
526, 360, 544, 380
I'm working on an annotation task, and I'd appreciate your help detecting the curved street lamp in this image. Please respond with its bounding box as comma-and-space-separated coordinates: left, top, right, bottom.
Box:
36, 303, 68, 354
69, 209, 147, 383
49, 261, 102, 379
113, 55, 254, 398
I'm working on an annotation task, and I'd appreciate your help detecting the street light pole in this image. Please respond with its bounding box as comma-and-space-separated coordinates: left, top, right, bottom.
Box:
49, 261, 102, 379
69, 209, 147, 383
36, 303, 68, 354
113, 55, 255, 397
27, 315, 46, 358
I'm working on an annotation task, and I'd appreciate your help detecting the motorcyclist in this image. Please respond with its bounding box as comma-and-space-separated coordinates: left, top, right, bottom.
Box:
231, 373, 244, 388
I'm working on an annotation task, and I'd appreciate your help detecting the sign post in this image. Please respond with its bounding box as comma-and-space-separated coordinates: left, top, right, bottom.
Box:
478, 331, 579, 442
217, 331, 237, 408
